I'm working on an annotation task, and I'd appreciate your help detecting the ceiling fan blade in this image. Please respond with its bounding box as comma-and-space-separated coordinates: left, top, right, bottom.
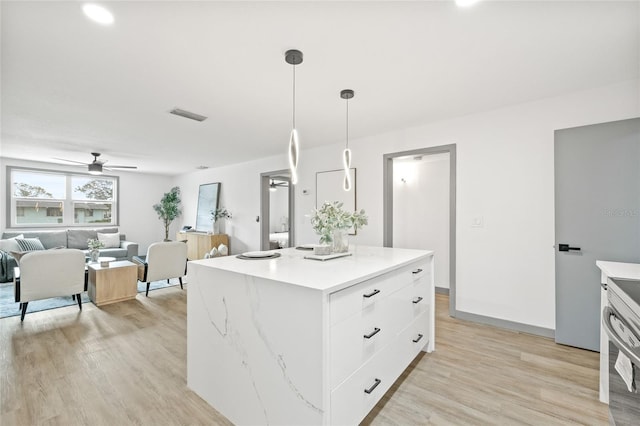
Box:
105, 165, 138, 169
53, 157, 88, 165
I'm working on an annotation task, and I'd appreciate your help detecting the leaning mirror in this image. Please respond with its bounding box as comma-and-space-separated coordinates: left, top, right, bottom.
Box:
195, 182, 221, 232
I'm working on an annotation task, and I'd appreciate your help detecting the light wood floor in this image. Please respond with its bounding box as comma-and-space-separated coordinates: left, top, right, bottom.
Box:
1, 289, 608, 425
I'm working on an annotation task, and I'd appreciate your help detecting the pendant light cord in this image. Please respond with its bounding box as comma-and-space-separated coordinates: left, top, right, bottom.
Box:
292, 64, 296, 129
345, 97, 349, 149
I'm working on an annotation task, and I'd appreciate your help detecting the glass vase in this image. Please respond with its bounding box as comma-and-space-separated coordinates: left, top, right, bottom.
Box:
90, 249, 100, 263
213, 220, 220, 234
332, 229, 349, 253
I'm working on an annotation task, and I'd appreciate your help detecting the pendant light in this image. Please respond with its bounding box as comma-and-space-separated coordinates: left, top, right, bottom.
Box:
285, 49, 303, 185
340, 89, 355, 191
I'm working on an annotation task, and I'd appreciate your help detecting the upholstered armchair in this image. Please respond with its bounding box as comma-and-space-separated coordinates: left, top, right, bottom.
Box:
132, 241, 187, 297
14, 249, 86, 321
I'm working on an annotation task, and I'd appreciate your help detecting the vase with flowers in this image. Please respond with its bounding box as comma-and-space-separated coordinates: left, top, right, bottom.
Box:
310, 201, 368, 253
87, 238, 104, 263
210, 208, 232, 234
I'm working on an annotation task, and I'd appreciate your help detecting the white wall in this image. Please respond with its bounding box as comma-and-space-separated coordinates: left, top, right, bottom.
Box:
171, 79, 638, 332
0, 158, 174, 255
393, 153, 450, 289
172, 157, 288, 255
327, 79, 638, 330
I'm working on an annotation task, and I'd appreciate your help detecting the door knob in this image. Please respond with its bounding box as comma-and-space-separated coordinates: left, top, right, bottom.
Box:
559, 243, 581, 252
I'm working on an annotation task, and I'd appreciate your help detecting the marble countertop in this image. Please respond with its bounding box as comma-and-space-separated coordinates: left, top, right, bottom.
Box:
596, 260, 640, 281
189, 245, 432, 293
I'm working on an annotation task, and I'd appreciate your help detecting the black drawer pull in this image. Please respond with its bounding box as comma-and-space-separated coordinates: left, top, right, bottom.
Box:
363, 289, 380, 298
412, 296, 423, 304
364, 378, 381, 394
412, 334, 424, 343
412, 269, 423, 275
364, 327, 381, 339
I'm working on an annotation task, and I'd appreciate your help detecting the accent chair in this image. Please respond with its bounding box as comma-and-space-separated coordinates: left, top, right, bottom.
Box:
132, 241, 187, 297
14, 249, 86, 321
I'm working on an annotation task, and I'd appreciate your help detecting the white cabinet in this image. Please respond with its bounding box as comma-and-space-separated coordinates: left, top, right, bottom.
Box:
330, 262, 431, 425
187, 246, 434, 425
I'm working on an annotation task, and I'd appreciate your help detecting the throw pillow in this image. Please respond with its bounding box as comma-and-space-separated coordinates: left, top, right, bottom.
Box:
15, 237, 45, 252
0, 234, 24, 253
97, 232, 120, 249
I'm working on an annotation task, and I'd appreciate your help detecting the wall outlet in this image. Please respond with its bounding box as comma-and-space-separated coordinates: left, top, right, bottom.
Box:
472, 217, 484, 227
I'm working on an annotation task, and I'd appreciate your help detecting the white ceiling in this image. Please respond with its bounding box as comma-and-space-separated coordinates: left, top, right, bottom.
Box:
1, 1, 638, 175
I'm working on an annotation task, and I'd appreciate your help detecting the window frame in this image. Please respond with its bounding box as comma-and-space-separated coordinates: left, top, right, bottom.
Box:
6, 166, 120, 229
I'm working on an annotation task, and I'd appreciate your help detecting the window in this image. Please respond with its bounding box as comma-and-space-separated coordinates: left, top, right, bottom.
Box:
8, 167, 119, 228
46, 207, 63, 217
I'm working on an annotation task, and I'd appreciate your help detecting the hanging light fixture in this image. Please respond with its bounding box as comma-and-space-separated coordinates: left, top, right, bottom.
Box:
285, 49, 303, 185
340, 89, 355, 191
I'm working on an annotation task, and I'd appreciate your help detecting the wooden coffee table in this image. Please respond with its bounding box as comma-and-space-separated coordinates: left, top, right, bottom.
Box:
88, 260, 138, 306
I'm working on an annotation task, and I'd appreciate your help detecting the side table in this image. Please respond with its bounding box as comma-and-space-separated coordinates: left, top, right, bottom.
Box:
88, 260, 138, 306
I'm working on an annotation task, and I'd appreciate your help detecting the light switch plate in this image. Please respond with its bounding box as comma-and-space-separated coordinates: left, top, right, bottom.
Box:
472, 217, 484, 227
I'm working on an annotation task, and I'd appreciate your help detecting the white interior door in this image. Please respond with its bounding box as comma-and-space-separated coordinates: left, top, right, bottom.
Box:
554, 117, 640, 351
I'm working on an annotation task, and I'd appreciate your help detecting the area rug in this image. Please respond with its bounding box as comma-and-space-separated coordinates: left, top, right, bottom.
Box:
0, 279, 182, 319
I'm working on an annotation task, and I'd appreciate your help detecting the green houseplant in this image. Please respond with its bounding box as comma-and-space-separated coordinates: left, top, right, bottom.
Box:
210, 208, 232, 234
310, 201, 368, 252
153, 186, 182, 241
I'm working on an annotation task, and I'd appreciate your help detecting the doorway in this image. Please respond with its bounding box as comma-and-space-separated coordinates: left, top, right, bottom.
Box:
260, 170, 295, 250
383, 144, 457, 316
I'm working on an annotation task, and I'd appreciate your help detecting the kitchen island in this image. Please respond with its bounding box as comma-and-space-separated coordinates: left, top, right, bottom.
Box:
187, 245, 434, 425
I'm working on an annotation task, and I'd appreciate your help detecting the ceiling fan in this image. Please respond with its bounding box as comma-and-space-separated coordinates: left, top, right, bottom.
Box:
269, 178, 289, 192
55, 152, 138, 175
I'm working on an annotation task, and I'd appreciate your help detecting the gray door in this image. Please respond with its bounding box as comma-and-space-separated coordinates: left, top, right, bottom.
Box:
555, 117, 640, 351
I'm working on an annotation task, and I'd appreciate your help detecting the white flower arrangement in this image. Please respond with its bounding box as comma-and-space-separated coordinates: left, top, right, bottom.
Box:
310, 201, 368, 244
87, 238, 104, 250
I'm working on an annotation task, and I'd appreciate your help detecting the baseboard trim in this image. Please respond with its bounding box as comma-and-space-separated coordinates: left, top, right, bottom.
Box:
435, 287, 449, 295
454, 310, 555, 339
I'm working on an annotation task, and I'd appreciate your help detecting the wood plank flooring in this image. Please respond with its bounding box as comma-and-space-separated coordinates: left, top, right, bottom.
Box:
1, 289, 608, 425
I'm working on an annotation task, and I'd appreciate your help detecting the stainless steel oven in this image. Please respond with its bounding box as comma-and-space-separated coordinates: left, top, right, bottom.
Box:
603, 278, 640, 425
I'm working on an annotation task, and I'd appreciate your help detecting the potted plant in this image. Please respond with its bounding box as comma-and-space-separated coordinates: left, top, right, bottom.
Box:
310, 201, 368, 253
153, 186, 182, 241
210, 208, 232, 234
87, 238, 104, 263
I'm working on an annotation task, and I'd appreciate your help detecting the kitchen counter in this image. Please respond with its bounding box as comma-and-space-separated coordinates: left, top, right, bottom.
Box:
596, 260, 640, 404
187, 245, 434, 425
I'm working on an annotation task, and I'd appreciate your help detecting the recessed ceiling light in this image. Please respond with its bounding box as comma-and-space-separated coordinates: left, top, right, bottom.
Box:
455, 0, 481, 7
82, 4, 114, 25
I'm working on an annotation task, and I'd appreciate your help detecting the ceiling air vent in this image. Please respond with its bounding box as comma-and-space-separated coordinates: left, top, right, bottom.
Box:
170, 108, 207, 122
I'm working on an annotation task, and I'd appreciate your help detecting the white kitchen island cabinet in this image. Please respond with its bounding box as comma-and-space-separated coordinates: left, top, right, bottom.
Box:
187, 245, 434, 425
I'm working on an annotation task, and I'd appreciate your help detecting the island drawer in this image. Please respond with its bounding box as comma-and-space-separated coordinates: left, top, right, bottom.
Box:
330, 310, 430, 425
330, 261, 429, 326
330, 279, 429, 387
